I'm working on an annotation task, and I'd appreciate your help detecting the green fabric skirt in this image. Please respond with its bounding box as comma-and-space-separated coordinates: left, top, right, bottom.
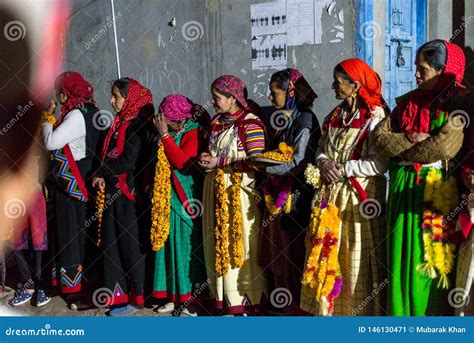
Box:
387, 164, 451, 316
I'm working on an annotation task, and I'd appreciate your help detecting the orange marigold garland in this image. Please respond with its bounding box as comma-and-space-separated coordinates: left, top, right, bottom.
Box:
417, 168, 458, 289
253, 142, 294, 162
302, 191, 342, 316
95, 190, 105, 247
41, 110, 56, 125
230, 171, 243, 268
215, 168, 230, 276
150, 142, 172, 252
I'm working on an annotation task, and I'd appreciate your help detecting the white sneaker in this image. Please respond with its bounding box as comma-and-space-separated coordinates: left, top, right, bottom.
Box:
157, 302, 175, 314
181, 308, 197, 317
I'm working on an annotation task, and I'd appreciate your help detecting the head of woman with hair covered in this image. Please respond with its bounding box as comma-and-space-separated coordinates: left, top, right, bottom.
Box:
415, 39, 465, 91
211, 75, 260, 114
268, 68, 318, 110
332, 58, 386, 112
53, 71, 95, 115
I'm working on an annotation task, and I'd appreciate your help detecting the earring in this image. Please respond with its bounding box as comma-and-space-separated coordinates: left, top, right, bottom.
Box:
351, 92, 357, 98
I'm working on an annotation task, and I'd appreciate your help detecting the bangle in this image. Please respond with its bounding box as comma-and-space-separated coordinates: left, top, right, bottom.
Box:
161, 133, 170, 139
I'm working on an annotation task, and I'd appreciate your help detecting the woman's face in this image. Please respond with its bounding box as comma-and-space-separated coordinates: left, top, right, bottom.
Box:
56, 91, 68, 105
268, 82, 287, 109
415, 53, 444, 90
332, 73, 358, 100
211, 88, 237, 114
110, 85, 126, 113
165, 118, 186, 131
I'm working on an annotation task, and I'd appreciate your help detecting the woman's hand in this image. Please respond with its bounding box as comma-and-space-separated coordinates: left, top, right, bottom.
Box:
198, 153, 218, 170
413, 132, 431, 143
153, 113, 169, 136
318, 158, 343, 184
46, 101, 57, 114
92, 177, 105, 192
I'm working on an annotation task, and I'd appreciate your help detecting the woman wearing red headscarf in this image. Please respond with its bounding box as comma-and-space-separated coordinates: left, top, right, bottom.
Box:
374, 40, 467, 316
92, 78, 155, 316
150, 94, 208, 316
197, 75, 268, 315
300, 59, 389, 316
42, 71, 101, 297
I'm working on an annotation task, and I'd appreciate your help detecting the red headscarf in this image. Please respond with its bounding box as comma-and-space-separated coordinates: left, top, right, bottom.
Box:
54, 71, 94, 116
101, 78, 153, 161
397, 41, 465, 134
338, 58, 385, 110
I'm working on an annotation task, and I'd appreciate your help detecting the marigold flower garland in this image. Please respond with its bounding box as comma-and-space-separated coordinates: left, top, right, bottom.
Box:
263, 176, 292, 216
150, 142, 172, 252
214, 167, 244, 276
95, 190, 105, 247
215, 168, 230, 276
253, 142, 294, 162
417, 168, 458, 288
41, 110, 56, 125
230, 172, 243, 268
302, 190, 342, 316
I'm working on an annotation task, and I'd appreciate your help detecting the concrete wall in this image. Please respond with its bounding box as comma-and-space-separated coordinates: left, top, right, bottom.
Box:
427, 0, 453, 41
65, 0, 355, 123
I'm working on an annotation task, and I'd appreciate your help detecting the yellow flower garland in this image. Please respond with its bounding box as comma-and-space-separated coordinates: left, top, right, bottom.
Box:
41, 110, 56, 125
417, 167, 458, 288
150, 142, 172, 251
214, 168, 244, 276
253, 142, 294, 162
302, 200, 341, 310
95, 190, 105, 247
215, 168, 230, 277
230, 171, 243, 268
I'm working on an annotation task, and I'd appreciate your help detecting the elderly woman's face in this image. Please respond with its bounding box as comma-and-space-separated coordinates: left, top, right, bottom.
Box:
331, 73, 356, 101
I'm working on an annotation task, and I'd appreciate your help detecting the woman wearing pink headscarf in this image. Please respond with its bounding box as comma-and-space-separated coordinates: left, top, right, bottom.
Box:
150, 94, 208, 316
198, 75, 268, 315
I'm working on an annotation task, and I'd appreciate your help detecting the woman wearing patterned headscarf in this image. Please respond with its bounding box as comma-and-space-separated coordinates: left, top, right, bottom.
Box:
197, 75, 268, 315
257, 68, 320, 315
150, 94, 208, 316
92, 78, 155, 316
300, 59, 390, 316
374, 40, 467, 316
42, 71, 101, 299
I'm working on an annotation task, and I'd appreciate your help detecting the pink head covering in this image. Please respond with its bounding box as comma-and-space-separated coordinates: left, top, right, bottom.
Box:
159, 94, 194, 121
211, 75, 249, 109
